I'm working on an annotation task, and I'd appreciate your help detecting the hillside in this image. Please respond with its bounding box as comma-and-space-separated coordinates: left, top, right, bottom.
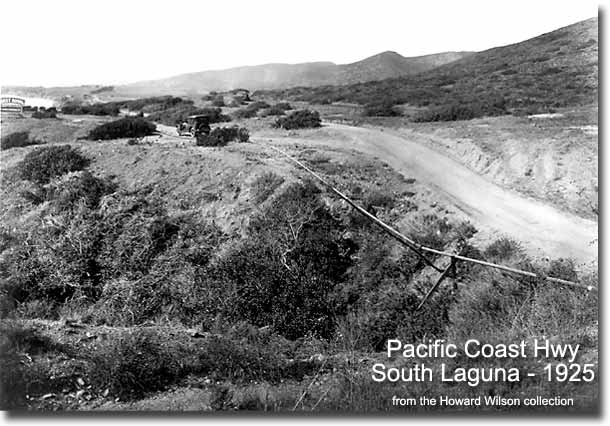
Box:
2, 51, 472, 100
258, 17, 598, 116
335, 51, 473, 84
118, 51, 472, 96
0, 114, 598, 411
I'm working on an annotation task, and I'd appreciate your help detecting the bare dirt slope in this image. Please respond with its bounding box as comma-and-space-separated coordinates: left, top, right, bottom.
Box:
385, 108, 598, 220
260, 123, 597, 267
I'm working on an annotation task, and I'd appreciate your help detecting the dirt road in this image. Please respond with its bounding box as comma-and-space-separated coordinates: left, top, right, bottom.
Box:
265, 123, 598, 266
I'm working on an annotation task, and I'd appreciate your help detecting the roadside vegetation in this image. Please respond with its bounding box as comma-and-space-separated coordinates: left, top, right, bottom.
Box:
17, 145, 90, 185
31, 108, 58, 119
232, 101, 271, 119
273, 110, 321, 129
0, 134, 597, 411
61, 96, 185, 117
148, 106, 230, 127
60, 97, 231, 127
87, 117, 156, 140
196, 126, 249, 147
1, 131, 43, 150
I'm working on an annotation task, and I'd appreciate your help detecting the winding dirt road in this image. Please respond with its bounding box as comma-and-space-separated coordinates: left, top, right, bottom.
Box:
268, 123, 598, 266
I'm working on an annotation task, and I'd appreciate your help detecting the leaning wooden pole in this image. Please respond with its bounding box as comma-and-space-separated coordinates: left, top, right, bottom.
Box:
267, 144, 597, 293
267, 145, 442, 272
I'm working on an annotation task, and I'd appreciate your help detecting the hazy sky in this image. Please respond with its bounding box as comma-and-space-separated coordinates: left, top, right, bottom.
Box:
0, 0, 598, 87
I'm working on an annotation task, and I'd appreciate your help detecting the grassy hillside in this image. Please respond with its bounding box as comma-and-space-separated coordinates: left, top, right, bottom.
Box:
257, 18, 597, 118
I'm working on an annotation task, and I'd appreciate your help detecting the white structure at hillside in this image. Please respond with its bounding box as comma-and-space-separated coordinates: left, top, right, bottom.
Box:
1, 95, 25, 115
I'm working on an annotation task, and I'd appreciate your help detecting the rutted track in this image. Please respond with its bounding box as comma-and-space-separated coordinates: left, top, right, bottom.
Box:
263, 122, 598, 266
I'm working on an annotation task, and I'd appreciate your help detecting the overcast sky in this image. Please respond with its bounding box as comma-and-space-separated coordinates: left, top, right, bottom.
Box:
0, 0, 598, 87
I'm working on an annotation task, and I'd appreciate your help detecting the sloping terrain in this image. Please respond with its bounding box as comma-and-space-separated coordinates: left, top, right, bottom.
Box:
258, 123, 597, 268
337, 51, 472, 84
2, 51, 472, 100
118, 51, 473, 95
389, 107, 599, 221
260, 17, 597, 112
0, 114, 598, 412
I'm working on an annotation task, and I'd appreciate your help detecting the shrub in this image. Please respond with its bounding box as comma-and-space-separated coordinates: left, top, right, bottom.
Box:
211, 95, 225, 107
351, 284, 454, 351
412, 96, 507, 122
484, 237, 523, 261
197, 335, 287, 383
61, 102, 120, 116
0, 323, 70, 409
363, 190, 395, 212
274, 109, 321, 130
410, 214, 454, 251
196, 133, 225, 147
364, 101, 402, 117
80, 212, 225, 326
88, 117, 156, 140
232, 101, 271, 119
251, 172, 284, 204
1, 131, 42, 150
196, 126, 249, 146
122, 96, 190, 113
46, 171, 117, 212
0, 174, 116, 308
0, 210, 107, 309
0, 192, 221, 323
149, 105, 230, 127
96, 193, 180, 281
274, 102, 293, 111
219, 181, 357, 339
259, 106, 286, 117
237, 127, 250, 142
196, 107, 229, 123
18, 145, 90, 185
546, 258, 577, 282
413, 103, 479, 122
32, 109, 57, 119
85, 328, 312, 402
232, 109, 253, 119
87, 329, 183, 400
260, 103, 293, 117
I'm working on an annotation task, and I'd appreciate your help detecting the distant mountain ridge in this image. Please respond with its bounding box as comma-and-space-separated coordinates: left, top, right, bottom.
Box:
258, 17, 598, 114
117, 51, 473, 96
3, 50, 473, 100
337, 51, 472, 83
4, 16, 596, 105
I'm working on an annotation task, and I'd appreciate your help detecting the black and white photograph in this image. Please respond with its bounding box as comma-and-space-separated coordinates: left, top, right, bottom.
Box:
0, 0, 600, 415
